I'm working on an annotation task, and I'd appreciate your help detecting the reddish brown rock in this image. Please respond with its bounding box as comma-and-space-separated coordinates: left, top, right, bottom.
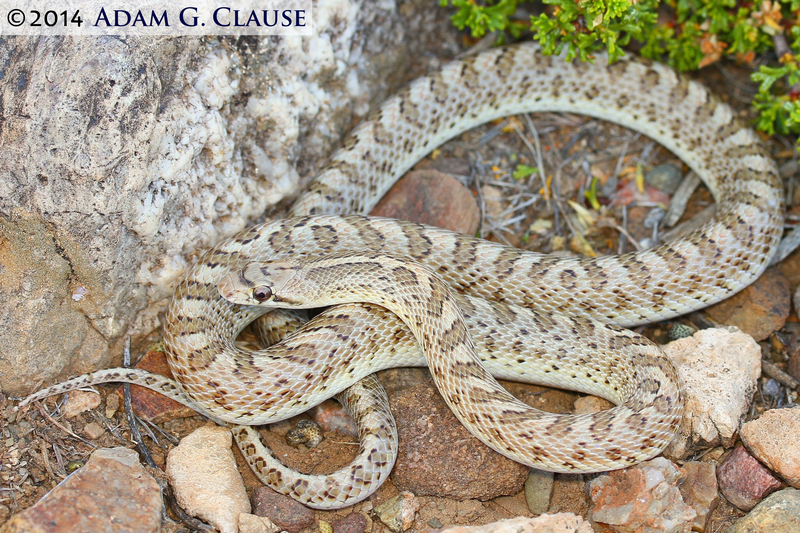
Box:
0, 447, 160, 533
251, 486, 315, 533
717, 445, 782, 511
370, 170, 479, 236
332, 512, 369, 533
116, 348, 195, 423
704, 267, 791, 341
388, 380, 528, 501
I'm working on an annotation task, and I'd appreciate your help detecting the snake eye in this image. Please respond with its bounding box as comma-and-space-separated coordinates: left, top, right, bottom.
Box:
252, 286, 272, 302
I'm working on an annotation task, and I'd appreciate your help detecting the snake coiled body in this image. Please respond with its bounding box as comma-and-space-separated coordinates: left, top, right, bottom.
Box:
20, 43, 783, 509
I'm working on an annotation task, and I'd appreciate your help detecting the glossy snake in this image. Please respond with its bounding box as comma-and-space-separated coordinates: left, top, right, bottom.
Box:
19, 42, 784, 509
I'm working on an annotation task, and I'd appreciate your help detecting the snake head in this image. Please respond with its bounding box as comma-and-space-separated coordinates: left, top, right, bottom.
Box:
218, 261, 302, 307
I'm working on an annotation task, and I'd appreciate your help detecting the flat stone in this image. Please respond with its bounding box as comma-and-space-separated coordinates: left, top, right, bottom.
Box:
727, 488, 800, 533
741, 406, 800, 488
115, 348, 196, 423
704, 267, 791, 341
717, 445, 781, 512
436, 514, 593, 533
388, 380, 529, 501
370, 170, 479, 236
588, 458, 696, 533
166, 426, 250, 533
251, 486, 315, 533
331, 512, 369, 533
0, 447, 160, 533
662, 327, 761, 458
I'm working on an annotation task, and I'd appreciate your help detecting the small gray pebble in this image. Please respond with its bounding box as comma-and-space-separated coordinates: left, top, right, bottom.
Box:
427, 517, 443, 528
646, 163, 683, 194
762, 378, 782, 400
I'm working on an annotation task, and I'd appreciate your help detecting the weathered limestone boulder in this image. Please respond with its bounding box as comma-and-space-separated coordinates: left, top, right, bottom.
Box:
0, 2, 461, 396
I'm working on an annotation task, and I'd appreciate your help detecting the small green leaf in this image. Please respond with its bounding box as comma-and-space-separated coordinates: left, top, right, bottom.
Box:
513, 164, 539, 180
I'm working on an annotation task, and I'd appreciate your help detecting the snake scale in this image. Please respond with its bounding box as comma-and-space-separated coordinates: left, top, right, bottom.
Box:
19, 42, 784, 509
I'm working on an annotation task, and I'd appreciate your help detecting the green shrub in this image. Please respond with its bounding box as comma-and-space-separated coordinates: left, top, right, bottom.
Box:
440, 0, 800, 146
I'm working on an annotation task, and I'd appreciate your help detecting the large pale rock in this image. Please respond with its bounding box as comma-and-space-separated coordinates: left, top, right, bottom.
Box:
166, 426, 250, 533
662, 327, 761, 458
0, 2, 462, 396
741, 406, 800, 488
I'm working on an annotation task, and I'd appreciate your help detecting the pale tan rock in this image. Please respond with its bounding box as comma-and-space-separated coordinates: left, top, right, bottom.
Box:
437, 514, 593, 533
726, 488, 800, 533
239, 513, 281, 533
662, 327, 761, 458
62, 390, 101, 418
741, 406, 800, 488
166, 425, 250, 533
